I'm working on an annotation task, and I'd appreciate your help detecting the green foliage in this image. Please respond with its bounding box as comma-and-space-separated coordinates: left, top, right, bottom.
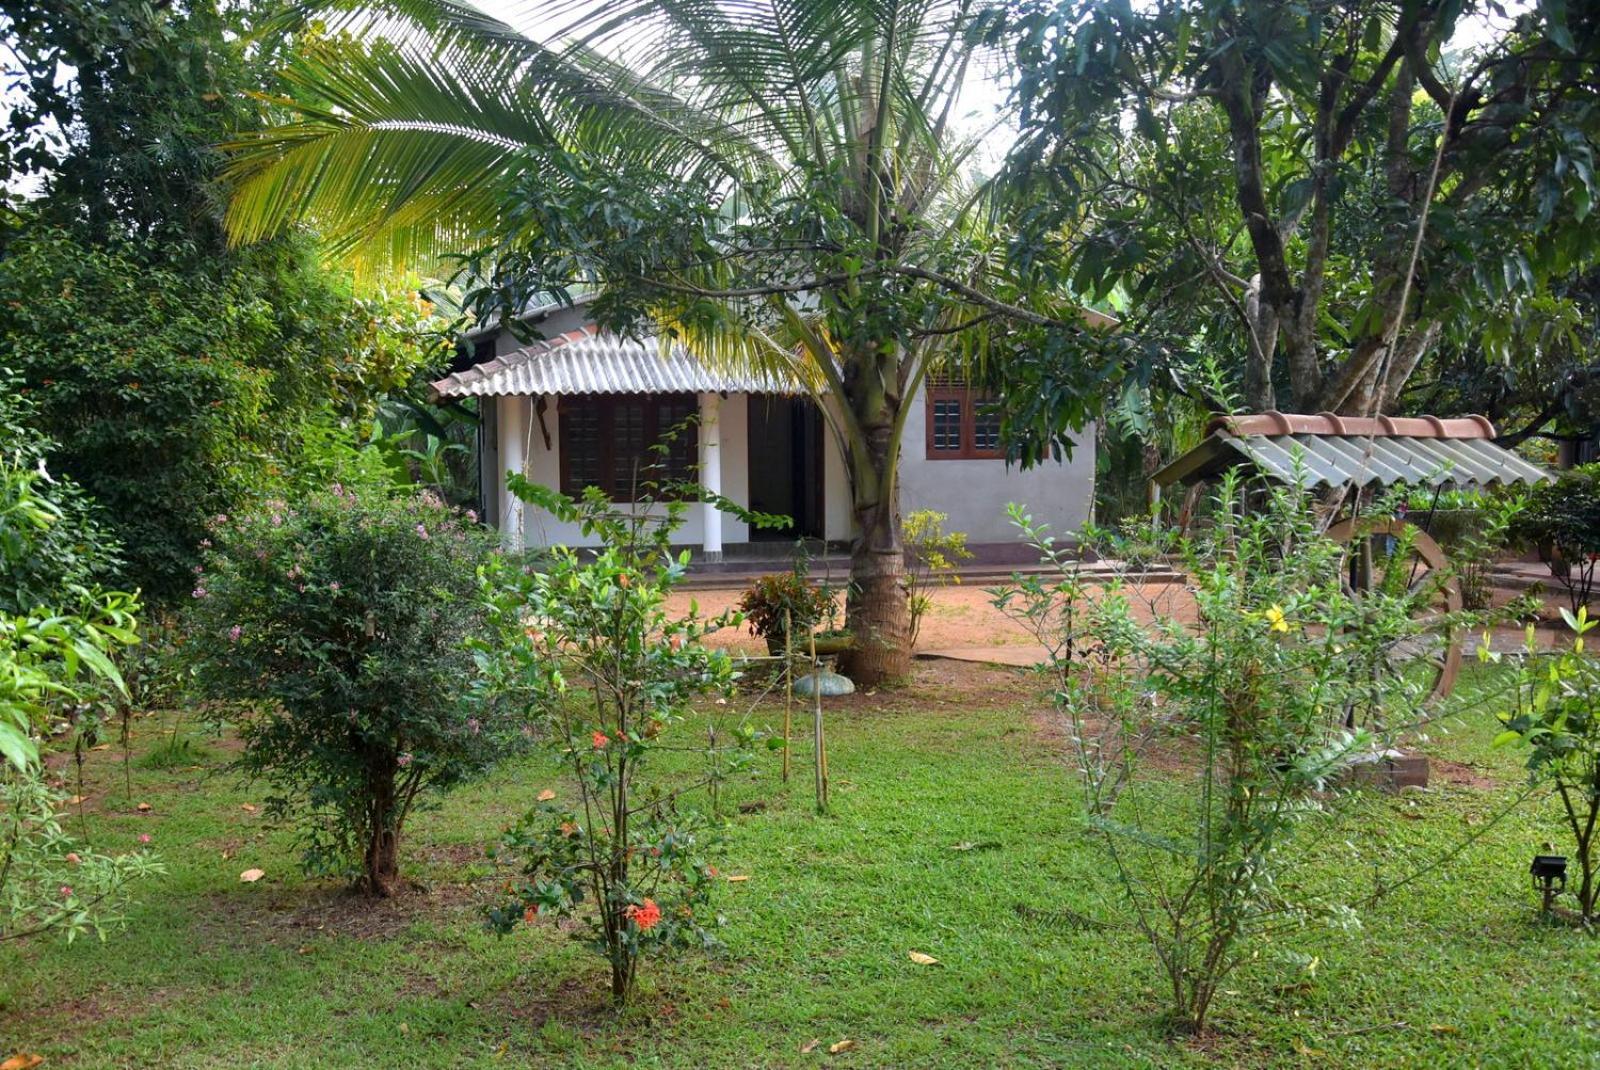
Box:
1491, 607, 1600, 920
1512, 464, 1600, 613
479, 483, 754, 1004
0, 0, 292, 247
996, 473, 1457, 1034
184, 486, 506, 895
1000, 0, 1600, 420
0, 228, 439, 600
0, 412, 152, 944
738, 570, 835, 653
902, 510, 971, 647
1, 776, 163, 944
0, 376, 123, 615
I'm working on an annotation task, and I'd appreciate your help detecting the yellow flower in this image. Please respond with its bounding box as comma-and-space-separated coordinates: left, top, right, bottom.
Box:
1264, 605, 1291, 634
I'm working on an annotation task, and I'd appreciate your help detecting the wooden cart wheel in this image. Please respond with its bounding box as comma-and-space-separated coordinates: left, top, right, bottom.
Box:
1326, 517, 1463, 708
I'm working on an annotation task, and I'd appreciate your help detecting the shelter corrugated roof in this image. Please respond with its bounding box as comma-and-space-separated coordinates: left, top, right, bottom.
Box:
1152, 411, 1552, 490
430, 326, 805, 400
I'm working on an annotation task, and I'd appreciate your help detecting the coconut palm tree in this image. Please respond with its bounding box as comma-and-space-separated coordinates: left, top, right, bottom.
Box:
225, 0, 1104, 683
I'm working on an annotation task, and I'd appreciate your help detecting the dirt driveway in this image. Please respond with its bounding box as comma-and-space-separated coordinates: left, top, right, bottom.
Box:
665, 579, 1199, 659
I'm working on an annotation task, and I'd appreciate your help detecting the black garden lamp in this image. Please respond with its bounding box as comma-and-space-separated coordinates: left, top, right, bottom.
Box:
1530, 854, 1568, 913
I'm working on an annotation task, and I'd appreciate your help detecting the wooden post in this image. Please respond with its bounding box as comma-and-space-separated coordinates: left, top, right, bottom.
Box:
811, 634, 827, 813
782, 609, 793, 783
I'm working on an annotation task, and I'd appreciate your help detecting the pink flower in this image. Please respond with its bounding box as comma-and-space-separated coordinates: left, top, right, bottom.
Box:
329, 582, 341, 592
415, 524, 430, 540
227, 625, 242, 642
465, 509, 479, 523
467, 718, 481, 735
59, 885, 73, 898
397, 753, 414, 768
215, 514, 228, 524
65, 852, 81, 865
138, 833, 151, 845
199, 538, 212, 549
192, 587, 207, 599
592, 731, 610, 750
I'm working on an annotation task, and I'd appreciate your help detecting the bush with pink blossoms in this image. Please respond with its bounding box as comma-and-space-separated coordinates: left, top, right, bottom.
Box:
186, 486, 512, 896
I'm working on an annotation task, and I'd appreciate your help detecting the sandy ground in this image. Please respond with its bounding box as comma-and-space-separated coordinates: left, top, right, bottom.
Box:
666, 576, 1568, 666
665, 580, 1199, 657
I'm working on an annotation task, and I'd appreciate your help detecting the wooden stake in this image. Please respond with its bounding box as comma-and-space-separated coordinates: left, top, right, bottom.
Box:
783, 609, 793, 782
811, 634, 827, 813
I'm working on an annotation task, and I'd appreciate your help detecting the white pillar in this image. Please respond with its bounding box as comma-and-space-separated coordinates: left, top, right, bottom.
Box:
497, 395, 526, 551
698, 391, 723, 562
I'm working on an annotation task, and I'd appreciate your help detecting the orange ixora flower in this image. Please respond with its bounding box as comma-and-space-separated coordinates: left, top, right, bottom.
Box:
592, 730, 610, 750
625, 898, 662, 932
523, 905, 539, 925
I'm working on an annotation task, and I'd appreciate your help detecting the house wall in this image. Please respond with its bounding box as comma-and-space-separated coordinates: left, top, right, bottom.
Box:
897, 381, 1095, 545
473, 316, 1094, 551
502, 392, 754, 550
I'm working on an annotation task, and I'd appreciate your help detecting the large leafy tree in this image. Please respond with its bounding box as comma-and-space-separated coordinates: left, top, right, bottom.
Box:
224, 0, 1123, 683
1002, 0, 1600, 417
0, 0, 442, 599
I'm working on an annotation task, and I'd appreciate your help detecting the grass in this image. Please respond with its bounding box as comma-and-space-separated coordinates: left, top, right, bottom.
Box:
3, 661, 1598, 1068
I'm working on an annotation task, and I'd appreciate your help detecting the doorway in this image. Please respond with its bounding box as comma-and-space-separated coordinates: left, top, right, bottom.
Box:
746, 396, 825, 540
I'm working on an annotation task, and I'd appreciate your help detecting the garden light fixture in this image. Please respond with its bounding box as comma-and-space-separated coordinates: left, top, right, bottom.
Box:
1530, 854, 1568, 914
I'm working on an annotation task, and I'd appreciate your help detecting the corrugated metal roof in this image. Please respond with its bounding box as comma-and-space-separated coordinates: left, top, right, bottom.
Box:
430, 326, 806, 399
1154, 430, 1553, 489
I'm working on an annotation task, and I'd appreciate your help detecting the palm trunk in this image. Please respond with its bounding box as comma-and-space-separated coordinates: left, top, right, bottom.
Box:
837, 367, 910, 685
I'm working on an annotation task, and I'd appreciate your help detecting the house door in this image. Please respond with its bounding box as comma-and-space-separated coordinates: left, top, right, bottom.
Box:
746, 396, 825, 540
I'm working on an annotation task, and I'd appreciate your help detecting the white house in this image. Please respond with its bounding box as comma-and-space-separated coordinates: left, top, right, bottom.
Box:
431, 301, 1097, 558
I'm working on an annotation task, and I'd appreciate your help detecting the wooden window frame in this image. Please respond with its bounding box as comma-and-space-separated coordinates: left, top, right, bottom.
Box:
925, 384, 1003, 460
558, 393, 698, 500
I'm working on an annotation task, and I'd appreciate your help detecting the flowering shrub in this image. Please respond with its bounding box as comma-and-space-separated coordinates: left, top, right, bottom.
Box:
480, 481, 756, 1004
902, 509, 971, 647
185, 487, 508, 896
996, 473, 1453, 1035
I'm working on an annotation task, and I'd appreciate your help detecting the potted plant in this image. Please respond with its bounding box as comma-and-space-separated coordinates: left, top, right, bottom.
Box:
739, 570, 835, 655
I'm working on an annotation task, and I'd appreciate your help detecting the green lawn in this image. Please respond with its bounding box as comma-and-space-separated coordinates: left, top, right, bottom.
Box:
4, 662, 1597, 1068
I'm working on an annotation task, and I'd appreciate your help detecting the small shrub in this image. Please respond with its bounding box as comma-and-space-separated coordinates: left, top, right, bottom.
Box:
903, 509, 971, 647
1512, 465, 1600, 614
480, 482, 755, 1005
1490, 607, 1600, 920
186, 486, 509, 896
997, 473, 1454, 1035
739, 568, 834, 654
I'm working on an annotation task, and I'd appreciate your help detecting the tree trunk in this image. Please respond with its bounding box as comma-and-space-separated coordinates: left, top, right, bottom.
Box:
363, 771, 402, 898
837, 361, 911, 685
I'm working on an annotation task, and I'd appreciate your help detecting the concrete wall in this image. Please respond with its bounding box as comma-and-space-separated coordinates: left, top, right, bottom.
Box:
897, 381, 1095, 545
503, 391, 754, 550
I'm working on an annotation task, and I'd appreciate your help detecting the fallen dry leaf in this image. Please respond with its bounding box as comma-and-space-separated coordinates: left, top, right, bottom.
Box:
800, 1039, 820, 1054
1430, 1024, 1459, 1035
726, 874, 749, 882
907, 951, 941, 966
239, 868, 265, 883
1, 1054, 44, 1070
828, 1039, 855, 1055
90, 743, 110, 751
135, 802, 151, 813
537, 789, 556, 802
240, 804, 258, 814
67, 795, 87, 805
